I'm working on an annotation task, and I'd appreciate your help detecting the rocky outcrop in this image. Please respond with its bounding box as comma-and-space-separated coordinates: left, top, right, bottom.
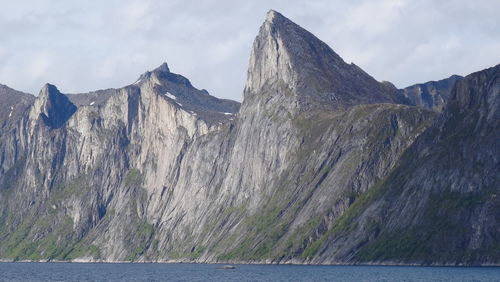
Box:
0, 10, 497, 266
30, 84, 77, 129
398, 75, 462, 112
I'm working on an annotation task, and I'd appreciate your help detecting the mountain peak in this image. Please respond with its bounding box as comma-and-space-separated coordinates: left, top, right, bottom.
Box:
153, 62, 170, 74
133, 62, 191, 88
265, 9, 283, 23
33, 83, 77, 128
243, 11, 405, 110
40, 83, 58, 95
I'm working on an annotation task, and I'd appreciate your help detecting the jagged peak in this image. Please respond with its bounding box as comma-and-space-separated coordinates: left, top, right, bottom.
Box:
127, 61, 239, 123
263, 10, 299, 31
243, 10, 404, 109
39, 83, 60, 96
153, 62, 170, 74
265, 9, 284, 24
38, 83, 67, 104
245, 10, 346, 96
43, 82, 56, 88
259, 10, 311, 45
33, 83, 77, 128
134, 62, 192, 88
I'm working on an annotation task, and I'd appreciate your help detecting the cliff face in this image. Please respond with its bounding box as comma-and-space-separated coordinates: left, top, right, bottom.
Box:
0, 63, 238, 261
0, 10, 497, 265
309, 65, 499, 265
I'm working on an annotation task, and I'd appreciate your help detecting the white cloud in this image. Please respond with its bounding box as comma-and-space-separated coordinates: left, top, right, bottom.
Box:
0, 0, 498, 99
342, 0, 406, 36
27, 52, 54, 79
114, 0, 154, 32
94, 52, 148, 80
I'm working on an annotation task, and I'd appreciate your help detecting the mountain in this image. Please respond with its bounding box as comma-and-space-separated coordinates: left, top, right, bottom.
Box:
302, 64, 500, 264
0, 10, 498, 266
398, 75, 463, 112
246, 10, 405, 113
30, 84, 77, 129
0, 84, 34, 128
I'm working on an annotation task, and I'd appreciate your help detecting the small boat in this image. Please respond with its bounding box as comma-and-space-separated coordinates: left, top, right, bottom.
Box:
217, 265, 237, 269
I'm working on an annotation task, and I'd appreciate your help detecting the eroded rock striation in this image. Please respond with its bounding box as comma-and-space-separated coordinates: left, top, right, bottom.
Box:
0, 10, 498, 265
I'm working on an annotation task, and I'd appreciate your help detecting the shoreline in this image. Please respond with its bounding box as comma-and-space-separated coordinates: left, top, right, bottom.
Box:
0, 259, 498, 267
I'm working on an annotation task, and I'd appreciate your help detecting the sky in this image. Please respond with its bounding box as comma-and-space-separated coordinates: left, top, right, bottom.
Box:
0, 0, 499, 101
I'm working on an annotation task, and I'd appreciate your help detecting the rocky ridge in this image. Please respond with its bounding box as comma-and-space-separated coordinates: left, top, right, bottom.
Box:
399, 75, 463, 112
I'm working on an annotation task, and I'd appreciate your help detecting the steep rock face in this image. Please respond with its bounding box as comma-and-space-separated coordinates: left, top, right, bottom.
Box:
0, 64, 238, 261
399, 75, 462, 112
206, 103, 434, 263
0, 85, 34, 193
306, 64, 499, 265
0, 10, 497, 266
219, 10, 415, 214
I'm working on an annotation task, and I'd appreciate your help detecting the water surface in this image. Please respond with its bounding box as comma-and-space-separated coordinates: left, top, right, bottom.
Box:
0, 262, 499, 281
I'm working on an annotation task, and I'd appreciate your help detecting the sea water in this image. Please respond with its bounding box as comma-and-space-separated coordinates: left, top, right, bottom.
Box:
0, 262, 499, 281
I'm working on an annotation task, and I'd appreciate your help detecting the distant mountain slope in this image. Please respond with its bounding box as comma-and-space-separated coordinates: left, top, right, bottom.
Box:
0, 84, 34, 129
398, 75, 463, 112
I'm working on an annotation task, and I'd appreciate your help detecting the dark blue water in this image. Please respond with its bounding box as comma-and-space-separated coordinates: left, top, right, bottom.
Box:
0, 262, 499, 281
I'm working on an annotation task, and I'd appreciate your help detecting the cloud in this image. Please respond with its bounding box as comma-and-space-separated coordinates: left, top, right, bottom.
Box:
27, 52, 54, 79
0, 0, 499, 100
342, 0, 406, 36
114, 0, 154, 32
93, 52, 147, 80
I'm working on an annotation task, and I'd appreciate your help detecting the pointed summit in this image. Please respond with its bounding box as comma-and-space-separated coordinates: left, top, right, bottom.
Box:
264, 10, 297, 28
154, 62, 170, 73
134, 62, 193, 88
246, 10, 344, 95
39, 83, 59, 97
244, 10, 403, 109
32, 83, 77, 128
265, 9, 283, 23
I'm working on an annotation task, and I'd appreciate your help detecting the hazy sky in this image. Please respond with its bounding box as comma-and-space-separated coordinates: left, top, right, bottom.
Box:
0, 0, 499, 101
